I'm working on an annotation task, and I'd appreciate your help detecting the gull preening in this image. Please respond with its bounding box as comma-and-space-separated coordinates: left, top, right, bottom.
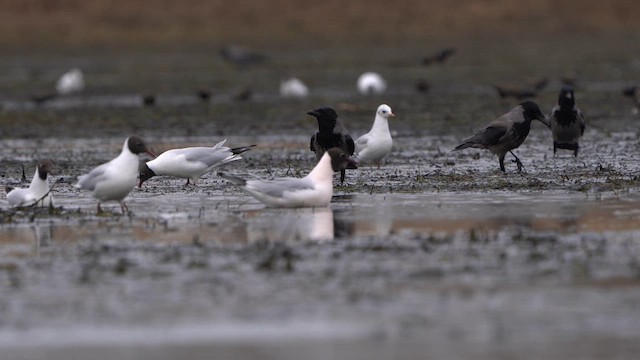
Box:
6, 160, 55, 207
550, 86, 585, 156
453, 101, 549, 172
139, 140, 255, 186
357, 72, 386, 95
76, 136, 155, 214
219, 148, 357, 208
354, 104, 395, 168
56, 68, 85, 95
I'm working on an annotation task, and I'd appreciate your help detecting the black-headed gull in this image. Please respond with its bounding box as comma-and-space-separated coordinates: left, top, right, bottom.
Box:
453, 101, 549, 173
5, 160, 55, 207
549, 86, 585, 156
357, 72, 386, 95
139, 140, 255, 187
307, 107, 355, 184
280, 77, 309, 99
76, 136, 155, 214
56, 68, 85, 95
219, 148, 357, 208
354, 104, 395, 168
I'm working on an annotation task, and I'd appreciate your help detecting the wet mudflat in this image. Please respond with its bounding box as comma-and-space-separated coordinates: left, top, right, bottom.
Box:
1, 37, 640, 359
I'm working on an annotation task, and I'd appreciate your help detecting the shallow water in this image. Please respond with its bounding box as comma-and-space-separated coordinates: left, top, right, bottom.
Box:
1, 37, 640, 359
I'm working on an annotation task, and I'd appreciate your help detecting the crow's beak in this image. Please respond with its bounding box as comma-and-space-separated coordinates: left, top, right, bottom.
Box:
307, 110, 320, 117
539, 115, 551, 129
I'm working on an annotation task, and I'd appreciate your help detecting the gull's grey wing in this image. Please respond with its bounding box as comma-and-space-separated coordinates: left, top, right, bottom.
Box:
76, 165, 108, 191
246, 177, 315, 198
354, 133, 369, 154
177, 147, 235, 168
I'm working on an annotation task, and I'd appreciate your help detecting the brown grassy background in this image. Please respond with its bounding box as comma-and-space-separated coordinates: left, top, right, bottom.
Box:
0, 0, 639, 48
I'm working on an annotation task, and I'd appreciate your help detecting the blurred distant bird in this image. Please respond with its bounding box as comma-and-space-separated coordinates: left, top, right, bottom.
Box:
493, 77, 548, 100
6, 160, 55, 207
142, 94, 156, 106
56, 68, 84, 95
219, 45, 267, 66
234, 87, 252, 102
415, 79, 430, 93
453, 101, 549, 173
623, 85, 640, 113
139, 140, 254, 187
422, 47, 456, 65
357, 72, 387, 95
219, 148, 357, 208
279, 77, 309, 99
354, 104, 395, 168
76, 136, 155, 214
308, 107, 355, 184
549, 86, 585, 156
197, 90, 212, 101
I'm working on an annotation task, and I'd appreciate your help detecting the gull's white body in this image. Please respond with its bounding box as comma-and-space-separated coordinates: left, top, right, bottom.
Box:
354, 104, 394, 165
76, 138, 140, 203
357, 72, 386, 95
233, 151, 335, 208
146, 140, 242, 182
279, 77, 309, 99
56, 68, 85, 95
6, 167, 52, 207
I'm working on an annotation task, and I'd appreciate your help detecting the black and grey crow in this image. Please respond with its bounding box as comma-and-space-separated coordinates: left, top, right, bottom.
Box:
453, 101, 549, 173
308, 107, 355, 184
549, 86, 585, 156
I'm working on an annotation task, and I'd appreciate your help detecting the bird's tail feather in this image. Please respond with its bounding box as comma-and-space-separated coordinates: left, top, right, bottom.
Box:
453, 142, 474, 151
5, 186, 14, 193
218, 172, 247, 185
231, 144, 256, 155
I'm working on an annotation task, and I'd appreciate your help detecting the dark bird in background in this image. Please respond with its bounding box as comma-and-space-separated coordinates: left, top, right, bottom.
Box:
422, 47, 457, 65
307, 107, 355, 184
549, 86, 585, 156
415, 79, 430, 93
31, 93, 58, 105
220, 45, 267, 66
453, 101, 549, 173
623, 85, 640, 113
493, 77, 548, 100
197, 90, 212, 102
142, 94, 156, 107
233, 87, 252, 102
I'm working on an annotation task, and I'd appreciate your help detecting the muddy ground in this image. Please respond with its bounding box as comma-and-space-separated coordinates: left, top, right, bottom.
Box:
1, 36, 640, 359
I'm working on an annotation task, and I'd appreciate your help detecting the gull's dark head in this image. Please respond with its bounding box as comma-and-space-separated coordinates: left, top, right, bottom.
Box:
138, 163, 156, 187
519, 100, 549, 128
558, 85, 575, 110
127, 136, 156, 157
37, 160, 55, 180
326, 147, 358, 172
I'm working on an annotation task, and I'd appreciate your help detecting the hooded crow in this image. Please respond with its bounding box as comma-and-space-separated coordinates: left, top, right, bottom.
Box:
308, 107, 355, 184
549, 86, 585, 156
453, 101, 549, 172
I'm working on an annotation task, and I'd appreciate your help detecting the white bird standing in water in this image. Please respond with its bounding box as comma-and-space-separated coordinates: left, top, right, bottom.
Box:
56, 68, 85, 95
279, 77, 309, 99
354, 104, 395, 168
76, 136, 155, 214
219, 148, 357, 208
6, 160, 55, 207
357, 72, 386, 95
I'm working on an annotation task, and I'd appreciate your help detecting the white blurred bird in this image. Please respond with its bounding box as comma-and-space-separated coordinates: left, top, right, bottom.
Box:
279, 77, 309, 99
76, 136, 155, 214
56, 68, 85, 95
357, 72, 386, 95
354, 104, 395, 167
219, 148, 357, 208
6, 160, 55, 207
